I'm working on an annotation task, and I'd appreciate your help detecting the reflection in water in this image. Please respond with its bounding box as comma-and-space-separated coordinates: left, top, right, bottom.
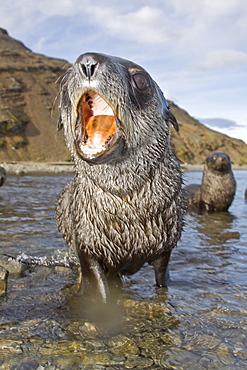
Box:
190, 211, 237, 245
0, 171, 247, 368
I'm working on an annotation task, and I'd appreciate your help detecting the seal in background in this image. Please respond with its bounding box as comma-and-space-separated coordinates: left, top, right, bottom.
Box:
183, 151, 236, 212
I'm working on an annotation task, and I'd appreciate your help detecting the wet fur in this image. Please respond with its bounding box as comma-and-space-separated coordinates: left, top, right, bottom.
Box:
56, 53, 183, 302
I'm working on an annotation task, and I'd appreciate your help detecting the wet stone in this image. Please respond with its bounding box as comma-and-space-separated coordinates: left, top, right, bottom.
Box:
39, 340, 83, 356
138, 337, 161, 351
107, 334, 140, 357
64, 321, 85, 337
234, 349, 247, 359
123, 299, 171, 319
0, 337, 23, 355
220, 231, 241, 240
162, 348, 201, 369
216, 342, 236, 365
0, 265, 8, 295
160, 330, 183, 346
54, 355, 86, 369
0, 254, 27, 275
125, 354, 154, 369
11, 360, 40, 370
16, 319, 66, 341
233, 343, 247, 359
79, 321, 100, 337
28, 336, 46, 348
2, 319, 43, 340
20, 340, 36, 353
81, 350, 125, 366
36, 363, 56, 370
183, 333, 222, 351
207, 358, 236, 370
198, 355, 219, 369
83, 367, 125, 370
86, 339, 107, 349
144, 345, 171, 367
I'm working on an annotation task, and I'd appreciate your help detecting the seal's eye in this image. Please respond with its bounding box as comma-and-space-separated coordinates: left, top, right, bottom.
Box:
132, 73, 149, 92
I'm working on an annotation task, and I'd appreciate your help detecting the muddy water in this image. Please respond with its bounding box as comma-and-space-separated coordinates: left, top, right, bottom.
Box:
0, 170, 246, 369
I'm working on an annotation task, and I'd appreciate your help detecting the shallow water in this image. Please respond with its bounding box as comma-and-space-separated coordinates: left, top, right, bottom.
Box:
0, 170, 246, 369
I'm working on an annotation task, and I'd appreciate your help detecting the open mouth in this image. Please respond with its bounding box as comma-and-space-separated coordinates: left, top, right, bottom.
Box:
75, 91, 123, 162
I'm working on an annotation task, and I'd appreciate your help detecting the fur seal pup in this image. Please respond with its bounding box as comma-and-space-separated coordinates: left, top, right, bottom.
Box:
56, 52, 183, 302
183, 151, 236, 212
0, 167, 6, 187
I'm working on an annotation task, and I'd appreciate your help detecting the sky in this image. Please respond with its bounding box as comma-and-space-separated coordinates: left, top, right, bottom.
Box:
0, 0, 246, 143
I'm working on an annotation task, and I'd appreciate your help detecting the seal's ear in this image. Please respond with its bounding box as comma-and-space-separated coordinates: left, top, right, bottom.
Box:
159, 90, 179, 132
168, 109, 179, 132
57, 115, 63, 131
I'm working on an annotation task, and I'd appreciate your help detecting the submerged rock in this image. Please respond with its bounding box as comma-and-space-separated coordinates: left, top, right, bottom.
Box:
107, 334, 140, 357
0, 265, 8, 295
123, 299, 171, 318
0, 254, 27, 275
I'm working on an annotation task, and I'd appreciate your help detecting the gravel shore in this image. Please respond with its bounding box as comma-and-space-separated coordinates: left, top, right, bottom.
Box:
0, 161, 74, 175
1, 161, 246, 175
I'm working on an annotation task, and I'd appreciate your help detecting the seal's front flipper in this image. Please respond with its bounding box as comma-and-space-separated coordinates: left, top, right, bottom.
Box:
77, 251, 109, 303
151, 251, 171, 287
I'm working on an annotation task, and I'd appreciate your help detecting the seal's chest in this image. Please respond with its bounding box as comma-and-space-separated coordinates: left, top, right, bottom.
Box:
83, 196, 164, 257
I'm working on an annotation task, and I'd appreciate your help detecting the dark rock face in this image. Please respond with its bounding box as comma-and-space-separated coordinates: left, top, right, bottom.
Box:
183, 151, 236, 212
56, 52, 183, 302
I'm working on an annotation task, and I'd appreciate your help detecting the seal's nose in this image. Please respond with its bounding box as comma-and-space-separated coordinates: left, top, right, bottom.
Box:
79, 54, 98, 79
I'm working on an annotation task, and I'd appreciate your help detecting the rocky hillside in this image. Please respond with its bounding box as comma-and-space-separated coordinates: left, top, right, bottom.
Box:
0, 28, 70, 162
170, 102, 247, 165
0, 28, 247, 164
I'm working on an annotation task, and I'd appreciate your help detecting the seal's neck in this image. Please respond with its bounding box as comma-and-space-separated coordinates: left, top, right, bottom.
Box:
74, 145, 181, 199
